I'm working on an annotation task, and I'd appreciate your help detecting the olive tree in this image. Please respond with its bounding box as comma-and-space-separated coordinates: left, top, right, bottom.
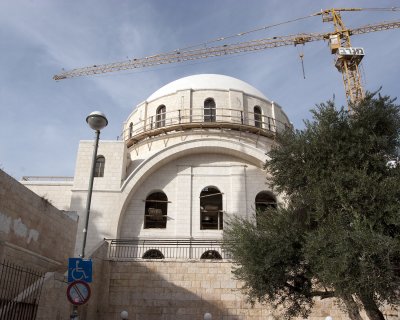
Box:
224, 93, 400, 320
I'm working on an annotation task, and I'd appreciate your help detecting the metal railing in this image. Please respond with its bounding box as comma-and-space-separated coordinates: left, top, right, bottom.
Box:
21, 176, 74, 182
0, 260, 45, 320
122, 106, 290, 143
106, 238, 231, 260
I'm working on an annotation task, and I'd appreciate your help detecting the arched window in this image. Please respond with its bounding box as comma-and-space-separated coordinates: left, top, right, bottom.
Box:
200, 186, 223, 230
200, 250, 222, 260
204, 98, 216, 122
156, 105, 166, 128
144, 191, 168, 228
255, 191, 277, 215
94, 156, 105, 177
254, 106, 262, 128
142, 249, 164, 259
129, 122, 133, 138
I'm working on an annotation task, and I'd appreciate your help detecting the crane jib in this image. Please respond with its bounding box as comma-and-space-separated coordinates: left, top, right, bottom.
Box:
53, 20, 400, 81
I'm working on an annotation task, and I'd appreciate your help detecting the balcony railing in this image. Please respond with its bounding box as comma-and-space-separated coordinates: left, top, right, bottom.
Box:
105, 238, 231, 260
122, 106, 290, 145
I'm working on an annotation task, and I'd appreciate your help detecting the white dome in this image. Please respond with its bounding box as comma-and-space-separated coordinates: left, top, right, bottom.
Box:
147, 74, 269, 101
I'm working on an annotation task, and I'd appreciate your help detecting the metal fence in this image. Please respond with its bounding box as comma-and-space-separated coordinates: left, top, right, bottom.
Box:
106, 239, 232, 260
0, 260, 45, 320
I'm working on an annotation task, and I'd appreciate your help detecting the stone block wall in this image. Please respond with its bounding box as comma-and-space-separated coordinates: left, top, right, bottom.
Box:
85, 259, 361, 320
0, 169, 78, 272
34, 242, 399, 320
35, 272, 71, 320
21, 182, 73, 211
72, 140, 127, 191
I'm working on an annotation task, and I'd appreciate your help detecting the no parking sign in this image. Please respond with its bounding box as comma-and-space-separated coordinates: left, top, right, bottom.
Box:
67, 280, 91, 306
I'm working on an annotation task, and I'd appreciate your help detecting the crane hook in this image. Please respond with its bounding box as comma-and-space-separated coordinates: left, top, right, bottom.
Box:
296, 44, 306, 79
299, 52, 306, 79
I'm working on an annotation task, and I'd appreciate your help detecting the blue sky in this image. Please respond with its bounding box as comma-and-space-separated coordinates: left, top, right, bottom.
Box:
1, 0, 399, 179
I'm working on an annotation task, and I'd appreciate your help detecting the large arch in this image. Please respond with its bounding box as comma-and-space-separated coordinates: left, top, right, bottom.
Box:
111, 138, 269, 238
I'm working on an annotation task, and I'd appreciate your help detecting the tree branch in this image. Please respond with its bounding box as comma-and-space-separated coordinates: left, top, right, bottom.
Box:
310, 290, 335, 299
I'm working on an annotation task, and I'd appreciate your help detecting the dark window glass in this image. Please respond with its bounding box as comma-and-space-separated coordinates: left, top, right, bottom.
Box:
200, 186, 223, 230
142, 249, 164, 259
254, 106, 262, 128
156, 105, 166, 128
204, 98, 216, 122
129, 122, 133, 138
94, 156, 105, 177
200, 250, 222, 260
144, 192, 168, 228
255, 191, 277, 214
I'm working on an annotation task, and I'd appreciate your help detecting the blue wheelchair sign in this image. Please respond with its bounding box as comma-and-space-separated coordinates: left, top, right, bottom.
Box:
68, 258, 92, 283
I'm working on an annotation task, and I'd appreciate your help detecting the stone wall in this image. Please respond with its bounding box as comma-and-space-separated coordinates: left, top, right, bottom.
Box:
21, 181, 73, 211
0, 169, 78, 272
83, 258, 362, 320
33, 241, 399, 320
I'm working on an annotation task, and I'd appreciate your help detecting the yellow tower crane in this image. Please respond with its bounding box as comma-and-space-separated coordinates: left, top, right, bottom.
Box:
53, 8, 400, 106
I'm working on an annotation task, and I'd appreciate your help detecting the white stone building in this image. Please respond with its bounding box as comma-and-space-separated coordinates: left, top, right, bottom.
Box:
21, 74, 399, 319
23, 74, 290, 257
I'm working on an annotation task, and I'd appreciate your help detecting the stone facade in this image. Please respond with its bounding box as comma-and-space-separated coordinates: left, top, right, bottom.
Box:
22, 74, 287, 257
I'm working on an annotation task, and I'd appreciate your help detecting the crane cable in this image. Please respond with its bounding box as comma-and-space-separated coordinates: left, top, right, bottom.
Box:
175, 13, 319, 52
56, 7, 400, 80
174, 7, 400, 53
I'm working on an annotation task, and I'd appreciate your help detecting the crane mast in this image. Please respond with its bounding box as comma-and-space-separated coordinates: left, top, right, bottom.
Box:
53, 8, 400, 106
320, 8, 365, 105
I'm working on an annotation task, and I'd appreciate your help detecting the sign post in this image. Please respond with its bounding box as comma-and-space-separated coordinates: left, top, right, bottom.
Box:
70, 305, 79, 320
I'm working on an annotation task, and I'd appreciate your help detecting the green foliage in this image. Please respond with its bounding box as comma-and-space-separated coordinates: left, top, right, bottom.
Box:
224, 208, 314, 318
224, 93, 400, 319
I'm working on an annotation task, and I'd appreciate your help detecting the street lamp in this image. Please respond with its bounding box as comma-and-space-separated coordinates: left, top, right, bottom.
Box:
120, 310, 128, 319
204, 313, 212, 320
81, 111, 108, 258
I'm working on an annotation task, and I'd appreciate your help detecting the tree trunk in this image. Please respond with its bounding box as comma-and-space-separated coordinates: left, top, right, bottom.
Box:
359, 294, 385, 320
342, 295, 363, 320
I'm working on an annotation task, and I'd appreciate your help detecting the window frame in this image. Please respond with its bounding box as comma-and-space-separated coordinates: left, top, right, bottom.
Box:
200, 186, 223, 230
255, 191, 277, 215
94, 155, 105, 178
144, 191, 168, 229
204, 98, 216, 122
254, 106, 262, 128
156, 105, 166, 128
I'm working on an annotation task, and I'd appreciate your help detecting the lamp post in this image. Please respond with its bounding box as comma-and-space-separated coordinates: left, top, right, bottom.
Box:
120, 310, 128, 319
81, 111, 108, 258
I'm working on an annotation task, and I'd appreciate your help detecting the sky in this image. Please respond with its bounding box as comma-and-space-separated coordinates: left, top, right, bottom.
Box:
0, 0, 399, 179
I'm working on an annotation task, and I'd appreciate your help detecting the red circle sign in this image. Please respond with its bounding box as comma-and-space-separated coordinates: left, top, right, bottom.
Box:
67, 280, 91, 305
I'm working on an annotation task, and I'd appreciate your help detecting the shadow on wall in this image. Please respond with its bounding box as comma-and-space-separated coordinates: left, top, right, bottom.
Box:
70, 195, 113, 256
36, 196, 109, 320
84, 257, 265, 320
118, 167, 176, 238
